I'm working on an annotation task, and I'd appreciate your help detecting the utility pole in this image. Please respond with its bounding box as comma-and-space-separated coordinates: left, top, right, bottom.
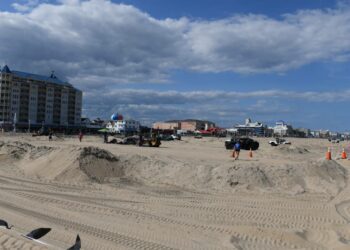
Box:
0, 81, 3, 130
13, 113, 16, 133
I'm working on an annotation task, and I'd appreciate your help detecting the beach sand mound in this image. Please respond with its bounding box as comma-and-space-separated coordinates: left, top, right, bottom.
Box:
123, 157, 347, 196
0, 141, 125, 183
110, 154, 346, 196
225, 160, 346, 195
79, 146, 125, 183
0, 140, 346, 196
0, 141, 53, 160
277, 145, 310, 154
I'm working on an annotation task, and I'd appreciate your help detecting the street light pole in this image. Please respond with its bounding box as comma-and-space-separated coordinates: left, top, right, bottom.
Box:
1, 86, 4, 130
13, 113, 16, 133
0, 71, 3, 131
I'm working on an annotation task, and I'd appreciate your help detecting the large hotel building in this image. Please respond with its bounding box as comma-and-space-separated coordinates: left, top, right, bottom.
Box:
0, 65, 82, 129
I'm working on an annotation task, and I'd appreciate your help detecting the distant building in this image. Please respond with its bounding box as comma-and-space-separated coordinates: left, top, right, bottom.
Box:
294, 128, 311, 138
226, 128, 238, 135
91, 118, 105, 128
273, 120, 293, 136
153, 121, 180, 130
0, 65, 82, 129
264, 127, 274, 137
81, 117, 92, 127
81, 117, 104, 129
319, 130, 330, 138
153, 119, 215, 132
310, 130, 320, 138
181, 119, 215, 132
234, 118, 264, 136
310, 130, 330, 138
106, 119, 140, 133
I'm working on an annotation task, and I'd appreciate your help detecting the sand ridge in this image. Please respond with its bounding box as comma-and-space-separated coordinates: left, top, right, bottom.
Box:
0, 138, 346, 195
0, 134, 349, 249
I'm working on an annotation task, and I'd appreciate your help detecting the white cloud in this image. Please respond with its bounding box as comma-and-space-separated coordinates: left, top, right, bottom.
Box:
84, 89, 350, 105
2, 1, 350, 128
186, 9, 350, 73
82, 88, 350, 126
2, 1, 185, 85
1, 0, 350, 86
12, 0, 44, 12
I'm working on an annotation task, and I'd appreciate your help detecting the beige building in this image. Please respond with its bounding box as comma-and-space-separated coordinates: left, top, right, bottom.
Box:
180, 119, 215, 131
153, 119, 215, 132
0, 65, 82, 129
153, 122, 180, 130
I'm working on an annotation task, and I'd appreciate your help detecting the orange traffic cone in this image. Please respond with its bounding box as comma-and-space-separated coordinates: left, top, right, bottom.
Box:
249, 148, 253, 158
341, 148, 347, 159
326, 147, 332, 160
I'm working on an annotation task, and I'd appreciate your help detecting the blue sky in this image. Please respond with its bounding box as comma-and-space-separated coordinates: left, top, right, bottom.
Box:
1, 0, 350, 131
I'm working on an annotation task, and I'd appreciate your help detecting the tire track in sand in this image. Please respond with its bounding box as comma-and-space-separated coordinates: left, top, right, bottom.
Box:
0, 200, 175, 250
1, 187, 319, 249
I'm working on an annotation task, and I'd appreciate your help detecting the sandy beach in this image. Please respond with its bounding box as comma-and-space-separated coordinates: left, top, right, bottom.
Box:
1, 134, 350, 249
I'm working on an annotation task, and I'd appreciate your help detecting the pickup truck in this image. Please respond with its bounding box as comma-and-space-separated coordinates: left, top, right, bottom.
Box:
225, 137, 259, 150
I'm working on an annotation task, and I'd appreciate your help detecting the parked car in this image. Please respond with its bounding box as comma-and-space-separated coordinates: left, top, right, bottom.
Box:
225, 137, 259, 150
32, 127, 50, 136
268, 138, 291, 146
159, 134, 181, 141
119, 136, 138, 145
328, 136, 341, 143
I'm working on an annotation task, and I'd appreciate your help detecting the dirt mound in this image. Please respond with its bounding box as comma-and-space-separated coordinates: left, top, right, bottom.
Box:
227, 165, 272, 188
0, 141, 53, 160
277, 145, 310, 154
225, 159, 346, 195
0, 140, 346, 195
0, 141, 34, 159
79, 147, 125, 183
110, 154, 346, 196
301, 159, 347, 195
119, 155, 346, 196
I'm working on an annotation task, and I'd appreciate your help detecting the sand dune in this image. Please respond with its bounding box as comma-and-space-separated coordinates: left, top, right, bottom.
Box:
1, 139, 346, 195
0, 135, 350, 249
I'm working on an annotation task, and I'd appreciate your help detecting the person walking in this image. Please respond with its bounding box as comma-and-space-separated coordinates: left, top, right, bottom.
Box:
104, 131, 108, 143
79, 131, 83, 142
233, 140, 241, 160
138, 134, 144, 147
48, 130, 53, 141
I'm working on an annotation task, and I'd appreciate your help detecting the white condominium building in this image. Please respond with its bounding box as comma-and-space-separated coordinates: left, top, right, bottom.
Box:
273, 120, 293, 136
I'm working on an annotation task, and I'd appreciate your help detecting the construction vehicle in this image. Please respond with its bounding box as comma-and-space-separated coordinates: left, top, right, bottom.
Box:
138, 134, 161, 147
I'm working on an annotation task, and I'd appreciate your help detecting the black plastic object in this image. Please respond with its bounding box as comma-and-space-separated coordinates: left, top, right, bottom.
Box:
67, 234, 81, 250
26, 228, 51, 240
0, 219, 12, 229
